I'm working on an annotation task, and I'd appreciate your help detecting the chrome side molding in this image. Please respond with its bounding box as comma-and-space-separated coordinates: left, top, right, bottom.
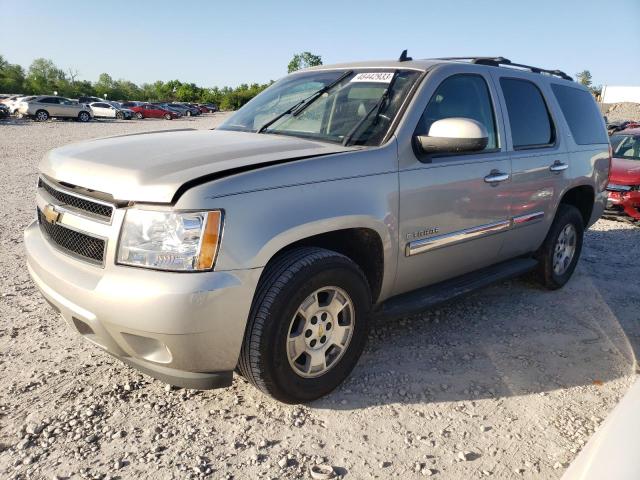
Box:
512, 211, 544, 225
406, 220, 510, 256
406, 211, 545, 257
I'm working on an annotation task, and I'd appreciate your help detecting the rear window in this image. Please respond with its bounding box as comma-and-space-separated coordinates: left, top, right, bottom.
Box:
551, 84, 607, 145
500, 78, 554, 149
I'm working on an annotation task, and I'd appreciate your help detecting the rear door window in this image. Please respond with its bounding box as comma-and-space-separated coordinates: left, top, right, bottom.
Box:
551, 84, 607, 145
500, 78, 554, 149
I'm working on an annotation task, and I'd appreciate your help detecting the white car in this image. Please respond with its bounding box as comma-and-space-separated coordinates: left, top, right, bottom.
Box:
89, 102, 132, 120
7, 96, 36, 114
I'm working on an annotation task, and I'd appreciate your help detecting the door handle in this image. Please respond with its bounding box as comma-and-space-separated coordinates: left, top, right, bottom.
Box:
549, 162, 569, 172
484, 172, 510, 183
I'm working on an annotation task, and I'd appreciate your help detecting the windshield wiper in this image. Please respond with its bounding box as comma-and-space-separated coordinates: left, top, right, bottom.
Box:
342, 70, 400, 146
257, 70, 353, 134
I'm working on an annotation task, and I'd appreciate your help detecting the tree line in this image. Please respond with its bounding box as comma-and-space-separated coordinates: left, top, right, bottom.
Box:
0, 55, 276, 110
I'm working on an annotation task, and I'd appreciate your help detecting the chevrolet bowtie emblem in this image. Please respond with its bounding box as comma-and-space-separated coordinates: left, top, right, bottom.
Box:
42, 204, 60, 224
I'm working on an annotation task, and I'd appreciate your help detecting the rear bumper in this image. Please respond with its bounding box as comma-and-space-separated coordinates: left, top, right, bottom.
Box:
24, 220, 262, 389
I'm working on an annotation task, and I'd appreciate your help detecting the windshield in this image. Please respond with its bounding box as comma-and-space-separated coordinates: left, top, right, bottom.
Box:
218, 69, 422, 145
612, 134, 640, 161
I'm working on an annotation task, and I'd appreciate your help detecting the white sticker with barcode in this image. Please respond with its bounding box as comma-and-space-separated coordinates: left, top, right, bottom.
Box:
350, 72, 394, 83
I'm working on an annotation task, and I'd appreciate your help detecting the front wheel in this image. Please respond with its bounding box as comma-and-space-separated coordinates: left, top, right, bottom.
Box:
535, 204, 584, 289
135, 112, 143, 119
77, 111, 90, 122
238, 247, 371, 403
164, 113, 172, 120
116, 111, 123, 119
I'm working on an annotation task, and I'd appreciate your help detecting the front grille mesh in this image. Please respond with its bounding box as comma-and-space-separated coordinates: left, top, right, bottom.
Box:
38, 209, 105, 264
39, 179, 113, 220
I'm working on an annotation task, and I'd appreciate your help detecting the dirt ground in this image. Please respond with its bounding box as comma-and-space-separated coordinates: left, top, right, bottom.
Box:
0, 114, 638, 480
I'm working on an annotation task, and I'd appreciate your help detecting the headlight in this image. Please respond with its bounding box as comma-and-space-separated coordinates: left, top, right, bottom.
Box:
117, 209, 223, 271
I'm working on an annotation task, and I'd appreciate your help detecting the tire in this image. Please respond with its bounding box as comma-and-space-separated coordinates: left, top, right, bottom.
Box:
34, 110, 49, 122
535, 204, 584, 290
238, 247, 371, 403
77, 111, 90, 122
186, 110, 191, 117
116, 112, 123, 120
164, 113, 172, 120
135, 112, 143, 119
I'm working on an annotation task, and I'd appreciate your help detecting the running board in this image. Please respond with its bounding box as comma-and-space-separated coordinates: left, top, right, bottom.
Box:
374, 257, 538, 320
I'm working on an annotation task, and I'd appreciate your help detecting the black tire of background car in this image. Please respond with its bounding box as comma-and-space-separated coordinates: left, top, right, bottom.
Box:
35, 110, 49, 122
535, 204, 584, 290
237, 247, 372, 404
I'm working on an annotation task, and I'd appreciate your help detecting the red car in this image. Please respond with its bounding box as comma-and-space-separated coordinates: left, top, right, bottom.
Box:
606, 128, 640, 222
129, 103, 181, 120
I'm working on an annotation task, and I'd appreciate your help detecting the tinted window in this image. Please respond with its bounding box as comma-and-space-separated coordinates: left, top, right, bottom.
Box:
500, 78, 554, 148
551, 84, 607, 145
417, 74, 497, 150
40, 97, 59, 104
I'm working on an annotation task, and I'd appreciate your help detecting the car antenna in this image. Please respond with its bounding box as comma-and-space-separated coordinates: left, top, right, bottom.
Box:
398, 49, 412, 62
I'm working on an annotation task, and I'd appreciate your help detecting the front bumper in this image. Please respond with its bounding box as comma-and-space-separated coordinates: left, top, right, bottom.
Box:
606, 190, 640, 221
25, 220, 262, 389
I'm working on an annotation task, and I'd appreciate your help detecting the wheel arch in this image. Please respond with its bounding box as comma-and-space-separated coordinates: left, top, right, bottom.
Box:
258, 226, 386, 304
559, 184, 595, 227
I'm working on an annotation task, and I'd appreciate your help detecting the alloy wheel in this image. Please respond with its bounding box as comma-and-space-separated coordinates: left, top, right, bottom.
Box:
286, 286, 355, 378
553, 223, 576, 275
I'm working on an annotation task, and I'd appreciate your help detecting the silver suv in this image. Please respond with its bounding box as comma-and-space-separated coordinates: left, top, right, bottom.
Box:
25, 55, 610, 403
18, 95, 93, 122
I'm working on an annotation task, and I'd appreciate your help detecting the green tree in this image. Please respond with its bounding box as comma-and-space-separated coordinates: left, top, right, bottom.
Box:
287, 52, 322, 73
0, 55, 26, 93
575, 69, 602, 97
576, 70, 592, 87
25, 58, 67, 94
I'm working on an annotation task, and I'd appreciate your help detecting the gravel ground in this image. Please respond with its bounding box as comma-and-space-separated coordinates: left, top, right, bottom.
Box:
600, 102, 640, 122
0, 115, 639, 480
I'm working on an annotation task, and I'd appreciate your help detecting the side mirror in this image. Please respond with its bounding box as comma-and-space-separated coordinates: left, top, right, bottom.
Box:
416, 117, 488, 154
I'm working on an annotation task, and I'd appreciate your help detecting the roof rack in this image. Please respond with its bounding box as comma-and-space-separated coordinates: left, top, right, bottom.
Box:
433, 57, 573, 81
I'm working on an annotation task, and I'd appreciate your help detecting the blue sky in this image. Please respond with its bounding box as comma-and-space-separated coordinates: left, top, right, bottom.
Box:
1, 0, 638, 88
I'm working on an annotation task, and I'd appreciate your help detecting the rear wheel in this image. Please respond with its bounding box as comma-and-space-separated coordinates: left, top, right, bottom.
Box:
535, 204, 584, 289
115, 111, 123, 119
77, 111, 90, 122
34, 110, 49, 122
164, 113, 172, 120
238, 247, 371, 403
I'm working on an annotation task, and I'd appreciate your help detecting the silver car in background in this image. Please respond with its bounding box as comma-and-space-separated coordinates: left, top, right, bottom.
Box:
18, 95, 93, 122
24, 55, 609, 403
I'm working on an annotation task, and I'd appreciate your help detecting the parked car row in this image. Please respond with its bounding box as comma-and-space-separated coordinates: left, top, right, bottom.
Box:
0, 94, 218, 122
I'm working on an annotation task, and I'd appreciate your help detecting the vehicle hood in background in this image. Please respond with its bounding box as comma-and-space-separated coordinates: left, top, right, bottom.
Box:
610, 157, 640, 185
40, 129, 353, 203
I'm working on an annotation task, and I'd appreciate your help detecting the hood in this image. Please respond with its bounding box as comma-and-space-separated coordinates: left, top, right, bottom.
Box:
610, 157, 640, 185
40, 129, 353, 203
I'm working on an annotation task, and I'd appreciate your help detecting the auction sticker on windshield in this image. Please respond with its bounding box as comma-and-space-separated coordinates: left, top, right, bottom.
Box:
351, 72, 394, 83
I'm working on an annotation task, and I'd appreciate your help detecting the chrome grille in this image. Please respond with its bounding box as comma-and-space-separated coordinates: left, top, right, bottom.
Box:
38, 178, 113, 221
37, 209, 106, 265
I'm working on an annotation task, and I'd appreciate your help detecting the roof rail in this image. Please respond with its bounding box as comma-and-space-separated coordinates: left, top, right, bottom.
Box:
433, 57, 573, 81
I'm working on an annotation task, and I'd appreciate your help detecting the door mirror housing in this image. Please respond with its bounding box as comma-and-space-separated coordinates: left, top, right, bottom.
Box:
416, 117, 488, 154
